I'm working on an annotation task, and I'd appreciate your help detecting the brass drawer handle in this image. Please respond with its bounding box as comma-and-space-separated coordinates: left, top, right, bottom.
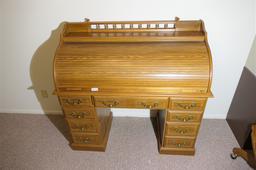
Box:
81, 127, 86, 132
83, 137, 91, 144
170, 141, 187, 148
176, 142, 186, 148
63, 99, 82, 105
71, 124, 94, 132
174, 128, 188, 134
141, 102, 158, 109
70, 112, 90, 119
76, 137, 91, 143
176, 103, 197, 110
175, 115, 194, 122
80, 125, 93, 132
101, 101, 119, 107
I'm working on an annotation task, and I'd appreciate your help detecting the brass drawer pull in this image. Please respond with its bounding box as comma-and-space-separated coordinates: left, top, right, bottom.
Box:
174, 128, 188, 134
70, 112, 86, 119
71, 124, 94, 132
176, 103, 197, 110
170, 141, 187, 148
76, 136, 91, 143
176, 142, 186, 148
63, 99, 82, 105
175, 115, 194, 122
101, 101, 119, 107
83, 137, 91, 143
141, 102, 158, 109
80, 125, 93, 132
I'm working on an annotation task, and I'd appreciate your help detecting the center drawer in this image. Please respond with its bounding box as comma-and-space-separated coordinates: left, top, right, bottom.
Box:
93, 96, 169, 109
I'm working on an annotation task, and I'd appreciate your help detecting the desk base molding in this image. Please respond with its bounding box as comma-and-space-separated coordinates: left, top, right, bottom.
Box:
159, 147, 195, 155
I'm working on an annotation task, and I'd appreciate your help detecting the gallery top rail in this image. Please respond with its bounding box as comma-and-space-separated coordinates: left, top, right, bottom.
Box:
61, 17, 206, 43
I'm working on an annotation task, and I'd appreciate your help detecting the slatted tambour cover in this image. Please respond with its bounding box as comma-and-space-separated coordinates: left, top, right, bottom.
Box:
54, 19, 212, 95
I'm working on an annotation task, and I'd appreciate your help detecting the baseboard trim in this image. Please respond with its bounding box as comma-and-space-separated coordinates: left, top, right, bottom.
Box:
0, 109, 62, 115
203, 114, 226, 119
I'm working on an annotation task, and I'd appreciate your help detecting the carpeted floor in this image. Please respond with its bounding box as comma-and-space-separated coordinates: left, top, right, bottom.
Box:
0, 113, 252, 170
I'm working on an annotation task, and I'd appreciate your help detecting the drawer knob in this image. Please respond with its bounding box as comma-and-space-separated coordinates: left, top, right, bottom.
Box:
141, 102, 158, 109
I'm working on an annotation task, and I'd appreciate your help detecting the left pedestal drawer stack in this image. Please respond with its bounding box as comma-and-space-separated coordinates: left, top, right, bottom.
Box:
59, 95, 113, 151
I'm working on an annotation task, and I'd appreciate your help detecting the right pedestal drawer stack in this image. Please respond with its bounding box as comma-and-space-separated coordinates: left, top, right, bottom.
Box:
159, 97, 207, 155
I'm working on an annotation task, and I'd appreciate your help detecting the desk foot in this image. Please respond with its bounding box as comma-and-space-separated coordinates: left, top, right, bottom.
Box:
231, 147, 256, 168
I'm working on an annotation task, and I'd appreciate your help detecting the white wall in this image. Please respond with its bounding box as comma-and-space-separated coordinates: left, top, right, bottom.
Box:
245, 0, 256, 75
0, 0, 255, 119
0, 4, 3, 109
246, 37, 256, 75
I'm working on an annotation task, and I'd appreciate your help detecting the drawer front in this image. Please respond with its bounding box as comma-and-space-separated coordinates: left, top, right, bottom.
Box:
164, 137, 195, 148
170, 98, 206, 111
64, 108, 96, 119
67, 120, 98, 133
94, 96, 168, 109
165, 123, 199, 137
60, 96, 93, 108
72, 133, 99, 145
167, 111, 202, 123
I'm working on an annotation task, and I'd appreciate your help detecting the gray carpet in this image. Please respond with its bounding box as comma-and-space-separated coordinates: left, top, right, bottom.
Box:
0, 113, 252, 170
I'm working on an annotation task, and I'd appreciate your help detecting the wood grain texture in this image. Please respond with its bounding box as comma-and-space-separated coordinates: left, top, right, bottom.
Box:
55, 42, 210, 95
53, 18, 213, 155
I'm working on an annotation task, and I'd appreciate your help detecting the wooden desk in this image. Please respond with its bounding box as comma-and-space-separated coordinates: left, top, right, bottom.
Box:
53, 18, 213, 155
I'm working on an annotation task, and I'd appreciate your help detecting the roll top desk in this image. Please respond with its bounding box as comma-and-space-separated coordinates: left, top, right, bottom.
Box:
53, 18, 213, 155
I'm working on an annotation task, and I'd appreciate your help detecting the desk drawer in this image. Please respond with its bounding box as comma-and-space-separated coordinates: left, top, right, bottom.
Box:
67, 119, 98, 133
165, 123, 199, 137
170, 98, 206, 111
64, 108, 96, 119
72, 133, 99, 145
167, 111, 202, 123
60, 96, 93, 108
94, 96, 168, 109
164, 137, 195, 148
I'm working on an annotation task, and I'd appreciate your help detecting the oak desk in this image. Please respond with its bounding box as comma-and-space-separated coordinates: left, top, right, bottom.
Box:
53, 18, 213, 155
